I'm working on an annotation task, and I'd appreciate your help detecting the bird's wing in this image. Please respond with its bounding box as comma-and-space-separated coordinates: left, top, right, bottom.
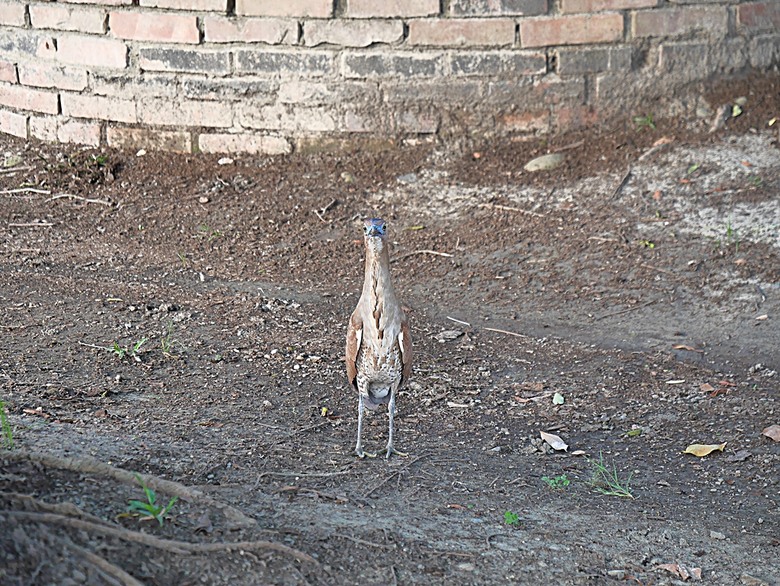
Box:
399, 314, 412, 385
345, 311, 363, 388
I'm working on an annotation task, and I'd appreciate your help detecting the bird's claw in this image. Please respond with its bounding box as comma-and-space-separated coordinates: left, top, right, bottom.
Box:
356, 448, 377, 459
381, 446, 408, 459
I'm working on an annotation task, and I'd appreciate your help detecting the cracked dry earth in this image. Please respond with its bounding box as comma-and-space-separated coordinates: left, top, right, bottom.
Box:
1, 74, 780, 586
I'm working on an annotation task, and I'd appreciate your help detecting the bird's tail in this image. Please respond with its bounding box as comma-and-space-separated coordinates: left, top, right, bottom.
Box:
363, 386, 390, 411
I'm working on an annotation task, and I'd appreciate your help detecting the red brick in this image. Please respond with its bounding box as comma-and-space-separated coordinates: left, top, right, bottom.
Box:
347, 0, 439, 18
520, 13, 623, 47
409, 19, 516, 47
140, 0, 227, 10
0, 1, 26, 26
305, 20, 403, 48
109, 12, 199, 44
0, 83, 59, 114
204, 17, 298, 44
107, 126, 192, 152
498, 110, 550, 133
738, 2, 780, 32
561, 0, 656, 13
58, 119, 101, 146
632, 6, 727, 38
19, 62, 88, 91
29, 4, 107, 34
61, 93, 136, 123
198, 133, 292, 155
57, 35, 128, 68
235, 0, 333, 18
0, 60, 17, 83
138, 98, 233, 128
0, 108, 27, 137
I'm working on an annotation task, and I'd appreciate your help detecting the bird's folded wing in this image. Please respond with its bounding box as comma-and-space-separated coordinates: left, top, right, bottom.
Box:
399, 315, 412, 384
345, 312, 363, 388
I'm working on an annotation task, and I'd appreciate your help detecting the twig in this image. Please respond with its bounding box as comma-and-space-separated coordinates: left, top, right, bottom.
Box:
366, 454, 429, 497
446, 316, 471, 327
8, 222, 53, 227
640, 262, 676, 277
483, 327, 528, 339
49, 194, 113, 206
594, 299, 656, 321
587, 236, 618, 243
62, 536, 145, 586
0, 165, 34, 175
313, 198, 337, 222
332, 533, 395, 551
391, 250, 453, 263
1, 511, 316, 564
611, 168, 632, 199
0, 187, 50, 195
478, 203, 544, 217
554, 139, 584, 152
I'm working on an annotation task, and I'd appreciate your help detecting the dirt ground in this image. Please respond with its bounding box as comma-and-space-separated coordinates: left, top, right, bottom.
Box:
1, 72, 779, 586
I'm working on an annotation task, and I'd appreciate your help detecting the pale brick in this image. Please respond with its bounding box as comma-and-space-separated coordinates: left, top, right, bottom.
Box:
234, 49, 335, 76
409, 19, 515, 47
204, 17, 298, 44
0, 29, 58, 59
57, 35, 128, 68
632, 6, 727, 38
58, 119, 100, 145
486, 75, 584, 106
198, 133, 292, 155
395, 108, 439, 133
140, 0, 227, 10
498, 110, 550, 132
304, 20, 403, 48
238, 103, 336, 132
520, 13, 623, 47
138, 98, 233, 127
0, 1, 26, 26
60, 0, 132, 6
450, 50, 547, 75
0, 82, 59, 114
107, 126, 192, 152
555, 46, 631, 73
0, 60, 16, 83
29, 4, 107, 34
61, 93, 136, 123
236, 0, 333, 18
19, 62, 88, 91
450, 0, 547, 15
738, 2, 780, 32
182, 77, 277, 102
139, 48, 230, 74
0, 108, 27, 137
109, 11, 199, 44
91, 72, 179, 98
383, 80, 481, 103
30, 114, 58, 141
346, 0, 439, 18
277, 79, 378, 104
750, 34, 780, 68
561, 0, 656, 13
341, 52, 446, 78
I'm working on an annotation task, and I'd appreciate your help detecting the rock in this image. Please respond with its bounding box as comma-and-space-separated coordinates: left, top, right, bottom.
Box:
524, 153, 565, 172
397, 173, 418, 184
710, 530, 726, 540
740, 574, 769, 586
435, 329, 464, 343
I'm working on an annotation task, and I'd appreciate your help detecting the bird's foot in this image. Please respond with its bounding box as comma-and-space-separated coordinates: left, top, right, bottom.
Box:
381, 445, 408, 459
356, 447, 377, 459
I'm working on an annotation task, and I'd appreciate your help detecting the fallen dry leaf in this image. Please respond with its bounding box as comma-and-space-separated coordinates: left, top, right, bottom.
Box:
700, 383, 715, 392
761, 424, 780, 442
673, 344, 703, 353
683, 443, 726, 457
657, 562, 702, 580
539, 430, 568, 452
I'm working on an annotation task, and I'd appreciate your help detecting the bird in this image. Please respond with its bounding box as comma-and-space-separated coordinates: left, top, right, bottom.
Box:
345, 218, 412, 458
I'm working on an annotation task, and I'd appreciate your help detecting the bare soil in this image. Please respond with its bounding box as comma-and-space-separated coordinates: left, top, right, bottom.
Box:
1, 72, 779, 586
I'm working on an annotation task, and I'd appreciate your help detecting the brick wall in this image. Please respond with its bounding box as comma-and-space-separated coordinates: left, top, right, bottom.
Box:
0, 0, 778, 154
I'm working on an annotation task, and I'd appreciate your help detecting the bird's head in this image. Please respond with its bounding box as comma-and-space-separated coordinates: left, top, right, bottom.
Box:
362, 218, 387, 252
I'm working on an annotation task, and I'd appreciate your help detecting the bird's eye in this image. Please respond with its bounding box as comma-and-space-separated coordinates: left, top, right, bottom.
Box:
381, 223, 387, 232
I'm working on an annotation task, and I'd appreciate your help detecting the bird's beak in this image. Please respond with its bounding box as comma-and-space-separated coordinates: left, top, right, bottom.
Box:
366, 225, 381, 237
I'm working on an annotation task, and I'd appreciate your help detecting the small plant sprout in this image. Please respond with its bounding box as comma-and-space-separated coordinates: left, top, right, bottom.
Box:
633, 114, 656, 130
588, 452, 634, 498
127, 474, 178, 527
503, 511, 520, 526
160, 321, 179, 358
0, 400, 14, 449
542, 474, 571, 490
638, 239, 655, 249
104, 337, 148, 361
198, 224, 223, 242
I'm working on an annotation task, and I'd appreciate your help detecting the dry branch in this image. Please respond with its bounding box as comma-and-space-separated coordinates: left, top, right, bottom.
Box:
391, 250, 453, 263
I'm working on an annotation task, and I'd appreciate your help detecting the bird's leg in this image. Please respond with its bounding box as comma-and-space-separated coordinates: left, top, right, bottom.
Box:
384, 390, 407, 459
355, 393, 376, 458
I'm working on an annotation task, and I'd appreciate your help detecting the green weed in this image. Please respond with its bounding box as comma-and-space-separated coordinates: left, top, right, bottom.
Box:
0, 400, 14, 449
197, 224, 223, 242
160, 322, 179, 358
588, 452, 634, 498
542, 474, 571, 490
633, 114, 656, 130
503, 511, 520, 526
127, 474, 178, 527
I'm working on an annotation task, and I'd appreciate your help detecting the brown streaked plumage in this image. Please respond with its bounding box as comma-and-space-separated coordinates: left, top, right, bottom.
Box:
346, 218, 411, 458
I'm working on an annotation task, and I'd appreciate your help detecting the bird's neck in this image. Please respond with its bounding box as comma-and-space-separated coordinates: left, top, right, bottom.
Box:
362, 241, 394, 300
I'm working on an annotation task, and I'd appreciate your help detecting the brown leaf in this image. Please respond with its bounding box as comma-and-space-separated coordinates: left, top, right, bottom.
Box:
700, 383, 715, 392
683, 443, 726, 457
539, 430, 568, 452
657, 562, 702, 581
761, 424, 780, 442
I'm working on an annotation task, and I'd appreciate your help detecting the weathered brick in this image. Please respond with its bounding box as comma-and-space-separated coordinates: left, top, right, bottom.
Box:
61, 93, 136, 123
57, 35, 128, 68
0, 108, 27, 137
561, 0, 655, 13
107, 126, 192, 152
749, 34, 780, 69
60, 0, 132, 6
182, 76, 277, 102
0, 82, 59, 114
341, 52, 446, 78
278, 79, 377, 104
0, 29, 58, 59
450, 50, 547, 75
0, 60, 17, 83
0, 1, 27, 26
450, 0, 547, 16
346, 0, 439, 18
204, 17, 298, 44
409, 19, 515, 47
198, 133, 292, 155
658, 39, 747, 79
138, 98, 233, 127
139, 48, 230, 74
110, 11, 199, 44
555, 46, 631, 74
29, 114, 57, 141
395, 108, 439, 133
341, 108, 386, 133
383, 80, 482, 103
234, 49, 335, 76
632, 6, 727, 38
304, 19, 403, 48
140, 0, 227, 10
19, 62, 88, 91
520, 13, 623, 47
737, 2, 780, 32
58, 119, 101, 146
29, 4, 107, 34
91, 72, 178, 98
486, 75, 585, 106
238, 103, 336, 132
553, 104, 599, 130
498, 109, 550, 132
236, 0, 333, 18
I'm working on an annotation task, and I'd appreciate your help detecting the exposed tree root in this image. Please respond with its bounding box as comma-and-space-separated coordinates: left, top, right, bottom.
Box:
62, 535, 145, 586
